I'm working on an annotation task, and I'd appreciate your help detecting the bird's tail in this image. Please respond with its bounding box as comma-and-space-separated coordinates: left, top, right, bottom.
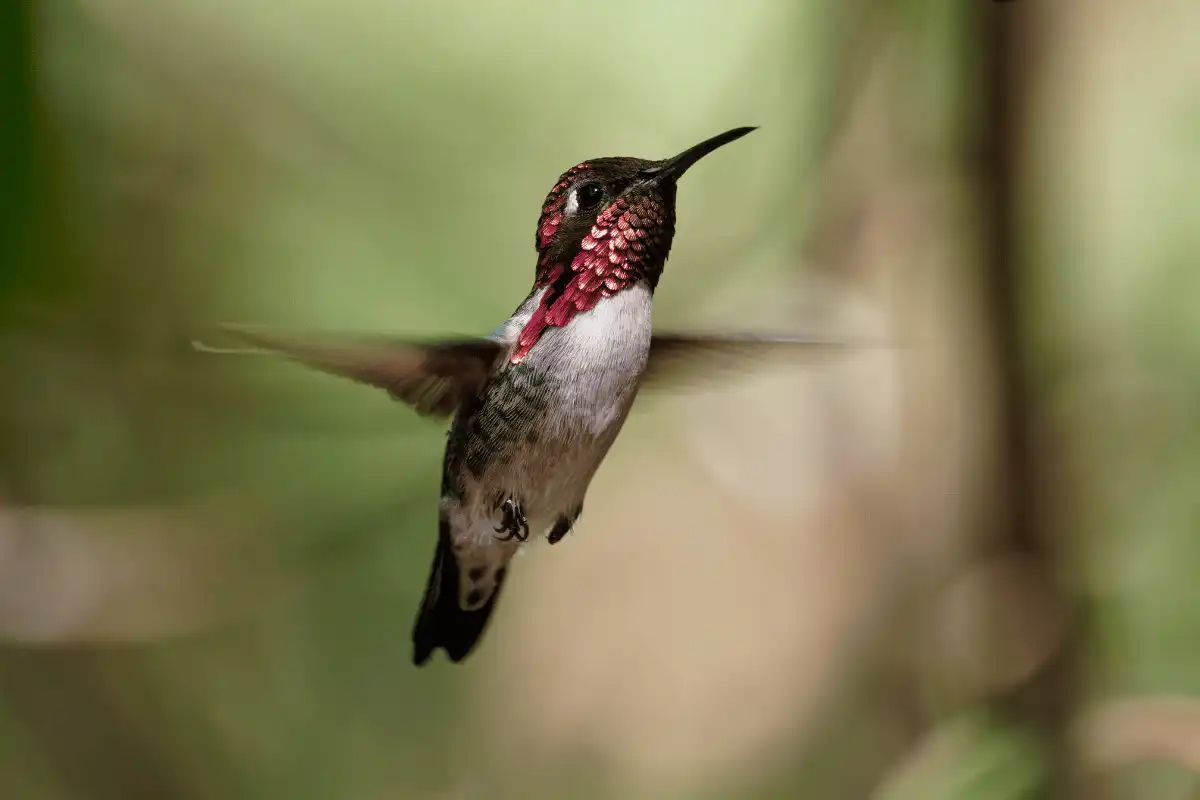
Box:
412, 518, 507, 665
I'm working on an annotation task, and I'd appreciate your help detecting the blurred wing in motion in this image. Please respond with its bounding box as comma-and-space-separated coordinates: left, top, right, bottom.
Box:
194, 323, 507, 418
642, 333, 854, 391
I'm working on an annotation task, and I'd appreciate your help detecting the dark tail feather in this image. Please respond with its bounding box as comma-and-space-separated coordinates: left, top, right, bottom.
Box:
412, 519, 506, 666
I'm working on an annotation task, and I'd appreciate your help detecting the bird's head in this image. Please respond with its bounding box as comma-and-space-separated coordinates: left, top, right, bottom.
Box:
511, 127, 756, 364
532, 126, 757, 293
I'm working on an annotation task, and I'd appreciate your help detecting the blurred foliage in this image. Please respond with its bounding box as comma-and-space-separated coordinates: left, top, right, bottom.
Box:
2, 0, 1200, 798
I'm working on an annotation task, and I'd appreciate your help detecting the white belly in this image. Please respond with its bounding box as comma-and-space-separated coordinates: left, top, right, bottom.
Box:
453, 282, 653, 543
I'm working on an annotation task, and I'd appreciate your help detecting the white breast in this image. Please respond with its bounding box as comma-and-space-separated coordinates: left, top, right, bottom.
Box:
528, 282, 654, 437
564, 283, 652, 354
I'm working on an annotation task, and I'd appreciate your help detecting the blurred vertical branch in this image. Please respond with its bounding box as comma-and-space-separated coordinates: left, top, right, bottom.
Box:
973, 3, 1083, 796
0, 0, 35, 499
0, 0, 34, 304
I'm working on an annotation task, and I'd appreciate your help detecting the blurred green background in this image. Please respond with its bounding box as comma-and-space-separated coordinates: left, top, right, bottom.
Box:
3, 0, 1200, 797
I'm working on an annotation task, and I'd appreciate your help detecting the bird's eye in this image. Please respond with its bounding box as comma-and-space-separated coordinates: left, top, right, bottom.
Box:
575, 183, 604, 209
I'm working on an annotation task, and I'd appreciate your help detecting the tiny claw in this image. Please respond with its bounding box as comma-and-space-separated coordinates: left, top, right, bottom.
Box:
493, 496, 529, 543
547, 506, 582, 545
494, 519, 525, 542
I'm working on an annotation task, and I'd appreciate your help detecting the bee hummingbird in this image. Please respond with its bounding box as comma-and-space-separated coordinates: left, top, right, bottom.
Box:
200, 127, 847, 665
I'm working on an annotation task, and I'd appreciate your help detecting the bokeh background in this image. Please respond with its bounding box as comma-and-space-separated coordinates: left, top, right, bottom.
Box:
3, 0, 1200, 797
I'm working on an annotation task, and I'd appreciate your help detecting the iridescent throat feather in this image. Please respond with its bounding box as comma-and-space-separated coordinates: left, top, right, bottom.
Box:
511, 191, 672, 364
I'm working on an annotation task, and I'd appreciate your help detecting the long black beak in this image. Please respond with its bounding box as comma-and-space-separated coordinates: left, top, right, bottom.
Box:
642, 126, 757, 185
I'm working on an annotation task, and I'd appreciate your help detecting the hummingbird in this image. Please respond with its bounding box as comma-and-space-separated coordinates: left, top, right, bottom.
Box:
199, 127, 847, 665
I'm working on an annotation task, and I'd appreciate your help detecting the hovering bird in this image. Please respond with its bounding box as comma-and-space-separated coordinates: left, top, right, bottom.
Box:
199, 127, 847, 665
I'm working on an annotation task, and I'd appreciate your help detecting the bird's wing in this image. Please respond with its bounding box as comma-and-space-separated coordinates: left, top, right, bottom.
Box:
641, 332, 854, 391
193, 323, 508, 419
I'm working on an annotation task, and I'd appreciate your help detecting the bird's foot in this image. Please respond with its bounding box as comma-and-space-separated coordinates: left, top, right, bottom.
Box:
547, 506, 582, 545
493, 496, 529, 542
